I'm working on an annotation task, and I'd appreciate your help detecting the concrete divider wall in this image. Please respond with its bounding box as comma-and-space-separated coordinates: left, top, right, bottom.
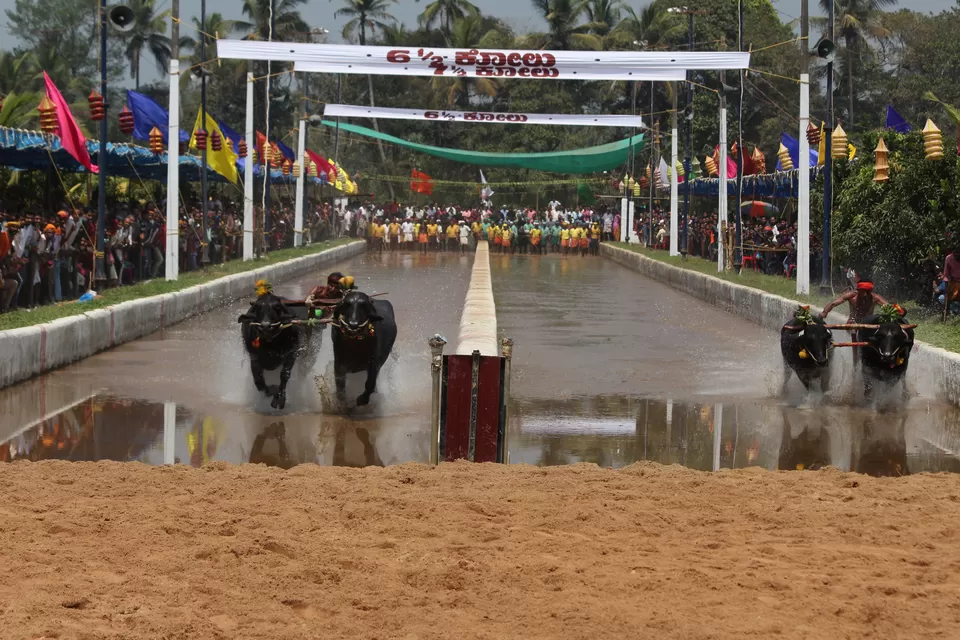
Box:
0, 241, 365, 390
602, 243, 960, 406
456, 241, 499, 357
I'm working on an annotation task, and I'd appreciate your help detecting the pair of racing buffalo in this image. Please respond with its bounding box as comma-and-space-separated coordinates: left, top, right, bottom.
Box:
780, 306, 915, 400
237, 282, 397, 410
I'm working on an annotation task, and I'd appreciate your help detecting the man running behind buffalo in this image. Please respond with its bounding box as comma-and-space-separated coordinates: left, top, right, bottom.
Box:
819, 278, 889, 367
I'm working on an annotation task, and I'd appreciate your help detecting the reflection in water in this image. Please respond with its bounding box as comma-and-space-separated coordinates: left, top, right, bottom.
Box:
509, 395, 960, 477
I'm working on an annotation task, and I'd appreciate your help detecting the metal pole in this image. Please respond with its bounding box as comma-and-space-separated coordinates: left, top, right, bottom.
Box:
263, 0, 275, 244
243, 72, 254, 260
429, 335, 447, 464
165, 0, 180, 280
669, 87, 679, 256
735, 0, 745, 271
822, 0, 835, 287
199, 0, 209, 266
163, 401, 176, 464
681, 11, 693, 257
95, 0, 108, 286
797, 0, 811, 294
648, 82, 654, 247
712, 404, 723, 471
499, 337, 514, 465
294, 71, 307, 247
719, 99, 728, 272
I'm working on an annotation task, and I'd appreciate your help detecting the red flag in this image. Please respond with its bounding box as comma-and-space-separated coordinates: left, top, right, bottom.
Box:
306, 149, 336, 181
712, 145, 738, 179
410, 169, 433, 195
44, 72, 97, 173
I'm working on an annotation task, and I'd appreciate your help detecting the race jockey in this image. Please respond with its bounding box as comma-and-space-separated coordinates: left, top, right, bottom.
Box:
306, 271, 356, 317
819, 278, 890, 367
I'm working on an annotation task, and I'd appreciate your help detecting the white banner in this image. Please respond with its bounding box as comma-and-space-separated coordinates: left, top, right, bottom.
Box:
217, 41, 750, 81
324, 104, 644, 128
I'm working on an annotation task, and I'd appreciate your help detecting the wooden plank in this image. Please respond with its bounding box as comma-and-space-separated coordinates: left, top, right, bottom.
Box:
442, 355, 473, 461
473, 356, 503, 463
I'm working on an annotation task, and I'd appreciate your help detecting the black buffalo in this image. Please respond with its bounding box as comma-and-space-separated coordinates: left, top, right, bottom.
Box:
238, 292, 302, 410
858, 314, 914, 400
332, 291, 397, 406
781, 314, 834, 394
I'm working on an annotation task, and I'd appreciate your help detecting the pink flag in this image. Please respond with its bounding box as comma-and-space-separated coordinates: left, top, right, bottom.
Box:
43, 72, 98, 174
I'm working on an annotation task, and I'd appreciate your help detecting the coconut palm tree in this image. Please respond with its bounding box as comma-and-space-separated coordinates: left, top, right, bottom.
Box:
417, 0, 480, 35
522, 0, 601, 50
0, 51, 35, 96
236, 0, 310, 42
180, 13, 241, 79
336, 0, 397, 45
612, 3, 682, 50
817, 0, 897, 129
0, 91, 41, 129
432, 15, 506, 107
122, 0, 172, 90
585, 0, 622, 37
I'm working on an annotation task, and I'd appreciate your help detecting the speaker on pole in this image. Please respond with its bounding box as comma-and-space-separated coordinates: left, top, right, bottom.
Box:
108, 5, 136, 32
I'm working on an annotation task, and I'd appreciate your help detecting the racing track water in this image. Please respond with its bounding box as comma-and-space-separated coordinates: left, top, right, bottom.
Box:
3, 250, 960, 476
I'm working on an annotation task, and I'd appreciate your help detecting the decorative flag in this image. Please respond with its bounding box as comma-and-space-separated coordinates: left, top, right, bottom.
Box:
657, 156, 670, 188
479, 170, 494, 200
885, 105, 911, 133
44, 71, 98, 173
712, 145, 738, 178
306, 150, 336, 182
190, 109, 239, 183
817, 123, 826, 166
410, 169, 433, 195
128, 90, 190, 145
780, 132, 818, 169
276, 140, 296, 162
216, 118, 242, 154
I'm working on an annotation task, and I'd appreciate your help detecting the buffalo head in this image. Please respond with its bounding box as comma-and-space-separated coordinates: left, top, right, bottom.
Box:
238, 292, 296, 342
862, 318, 914, 368
782, 318, 833, 366
335, 291, 382, 337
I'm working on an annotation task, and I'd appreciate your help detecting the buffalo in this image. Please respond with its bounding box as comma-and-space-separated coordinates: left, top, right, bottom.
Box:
781, 311, 834, 394
332, 290, 397, 406
238, 288, 302, 410
858, 313, 914, 400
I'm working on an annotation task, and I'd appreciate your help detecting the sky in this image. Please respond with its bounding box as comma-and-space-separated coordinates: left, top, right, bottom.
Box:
0, 0, 955, 87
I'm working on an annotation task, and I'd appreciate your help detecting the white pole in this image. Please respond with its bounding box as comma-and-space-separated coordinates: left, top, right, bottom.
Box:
163, 401, 176, 465
165, 59, 180, 281
718, 106, 728, 272
669, 104, 680, 256
243, 72, 255, 261
797, 73, 811, 295
294, 117, 306, 247
712, 403, 723, 471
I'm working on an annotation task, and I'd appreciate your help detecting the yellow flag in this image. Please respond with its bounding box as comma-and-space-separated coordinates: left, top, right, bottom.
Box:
817, 123, 825, 166
847, 143, 857, 161
189, 110, 239, 184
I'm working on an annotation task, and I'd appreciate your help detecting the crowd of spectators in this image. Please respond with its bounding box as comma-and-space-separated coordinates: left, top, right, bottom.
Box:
0, 196, 345, 314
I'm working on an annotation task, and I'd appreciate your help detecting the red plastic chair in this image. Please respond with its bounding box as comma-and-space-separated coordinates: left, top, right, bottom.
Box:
785, 264, 797, 279
741, 255, 758, 271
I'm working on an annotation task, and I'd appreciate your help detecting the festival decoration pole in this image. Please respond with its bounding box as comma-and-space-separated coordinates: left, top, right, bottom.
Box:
797, 73, 811, 295
718, 101, 728, 272
669, 86, 679, 256
294, 80, 306, 248
243, 72, 254, 261
263, 0, 275, 245
735, 0, 745, 272
166, 14, 180, 280
681, 10, 693, 257
95, 0, 109, 286
821, 0, 835, 287
199, 0, 209, 266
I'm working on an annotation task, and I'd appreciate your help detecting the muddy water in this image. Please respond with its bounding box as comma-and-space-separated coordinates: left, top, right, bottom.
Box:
0, 251, 473, 467
491, 254, 960, 476
4, 250, 960, 477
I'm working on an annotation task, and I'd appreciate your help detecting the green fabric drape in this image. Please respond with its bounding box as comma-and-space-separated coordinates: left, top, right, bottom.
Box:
320, 120, 644, 174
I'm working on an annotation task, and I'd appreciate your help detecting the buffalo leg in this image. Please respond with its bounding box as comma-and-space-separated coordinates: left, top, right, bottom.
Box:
819, 365, 832, 394
357, 361, 380, 406
251, 360, 272, 395
781, 364, 793, 396
334, 363, 347, 401
271, 352, 297, 410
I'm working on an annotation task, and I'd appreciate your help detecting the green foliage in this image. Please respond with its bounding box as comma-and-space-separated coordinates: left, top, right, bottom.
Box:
830, 131, 959, 288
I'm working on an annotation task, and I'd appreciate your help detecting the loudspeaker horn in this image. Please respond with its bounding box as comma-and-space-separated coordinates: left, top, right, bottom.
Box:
108, 5, 136, 33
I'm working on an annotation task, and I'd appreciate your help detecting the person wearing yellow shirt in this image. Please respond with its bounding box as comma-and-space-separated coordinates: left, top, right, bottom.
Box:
501, 225, 512, 254
530, 224, 542, 255
388, 219, 401, 252
560, 224, 571, 256
417, 220, 428, 254
590, 221, 602, 256
366, 218, 376, 251
446, 221, 459, 252
471, 220, 481, 243
372, 219, 386, 253
492, 224, 503, 253
427, 221, 439, 252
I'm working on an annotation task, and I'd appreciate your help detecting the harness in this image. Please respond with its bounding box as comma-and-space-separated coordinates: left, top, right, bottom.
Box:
335, 316, 376, 341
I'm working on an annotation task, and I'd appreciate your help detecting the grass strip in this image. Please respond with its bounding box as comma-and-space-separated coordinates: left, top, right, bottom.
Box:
0, 238, 358, 332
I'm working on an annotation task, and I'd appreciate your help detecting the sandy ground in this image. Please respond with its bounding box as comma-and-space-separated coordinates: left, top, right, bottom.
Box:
2, 462, 960, 640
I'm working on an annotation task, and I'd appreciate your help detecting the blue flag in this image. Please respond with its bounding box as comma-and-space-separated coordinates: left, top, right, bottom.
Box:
276, 140, 296, 161
885, 105, 911, 133
126, 90, 190, 145
216, 119, 242, 154
780, 132, 818, 169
